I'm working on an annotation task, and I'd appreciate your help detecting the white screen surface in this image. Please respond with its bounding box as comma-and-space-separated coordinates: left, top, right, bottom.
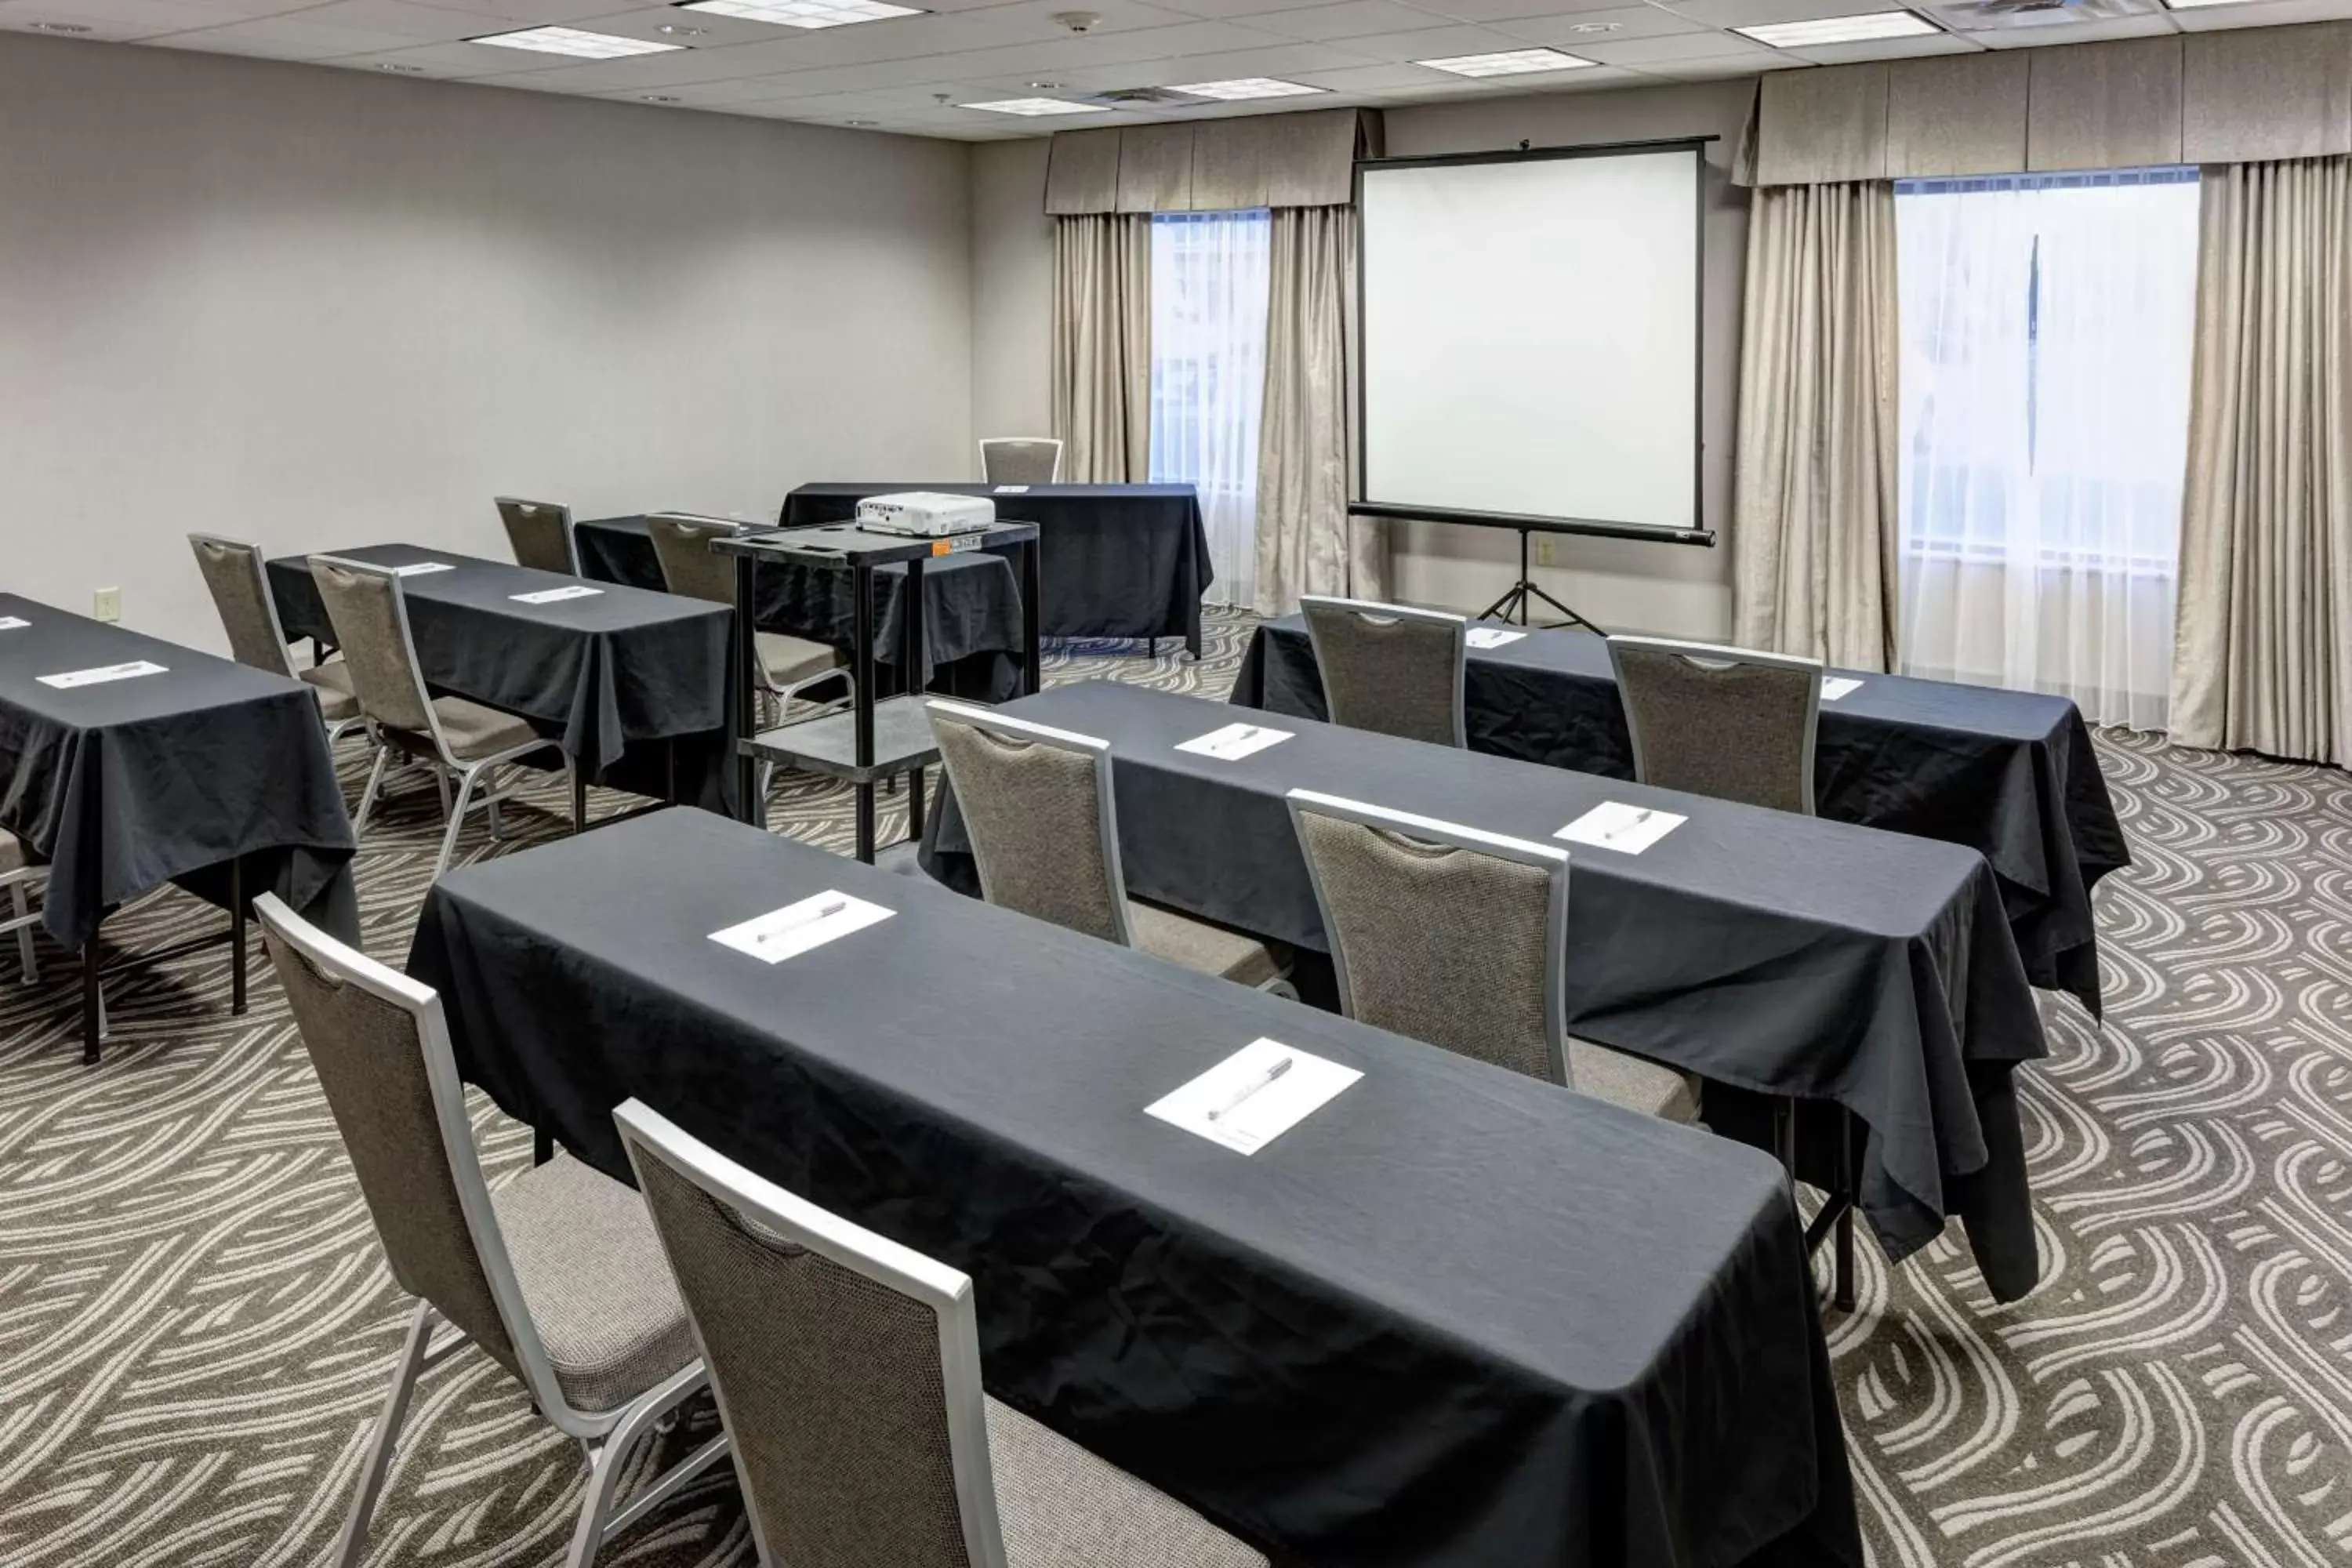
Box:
1359, 147, 1700, 532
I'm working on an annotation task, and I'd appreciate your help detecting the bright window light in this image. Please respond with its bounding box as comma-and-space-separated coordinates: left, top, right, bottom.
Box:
1416, 47, 1593, 78
1169, 77, 1326, 100
679, 0, 923, 27
468, 25, 683, 56
1734, 10, 1938, 46
961, 97, 1103, 115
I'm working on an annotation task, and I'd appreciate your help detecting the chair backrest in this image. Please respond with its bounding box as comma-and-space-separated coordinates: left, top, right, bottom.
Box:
253, 894, 558, 1410
1286, 790, 1569, 1087
188, 534, 295, 677
307, 554, 441, 739
977, 437, 1062, 486
1606, 636, 1822, 815
926, 699, 1132, 948
616, 1099, 1008, 1568
495, 497, 578, 575
647, 514, 745, 606
1299, 597, 1467, 749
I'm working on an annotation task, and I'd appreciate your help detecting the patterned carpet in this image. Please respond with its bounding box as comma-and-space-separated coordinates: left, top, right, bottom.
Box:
2, 609, 2347, 1568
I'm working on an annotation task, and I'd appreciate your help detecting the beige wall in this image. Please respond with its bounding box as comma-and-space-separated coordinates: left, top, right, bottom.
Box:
0, 32, 975, 652
965, 79, 1759, 638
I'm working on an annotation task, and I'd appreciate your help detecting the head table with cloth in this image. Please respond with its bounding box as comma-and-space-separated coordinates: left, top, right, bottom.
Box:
405, 808, 1862, 1568
1232, 615, 2128, 1014
923, 680, 2052, 1305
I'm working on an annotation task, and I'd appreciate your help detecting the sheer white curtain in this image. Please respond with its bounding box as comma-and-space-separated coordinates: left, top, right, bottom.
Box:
1150, 210, 1272, 610
1895, 169, 2200, 730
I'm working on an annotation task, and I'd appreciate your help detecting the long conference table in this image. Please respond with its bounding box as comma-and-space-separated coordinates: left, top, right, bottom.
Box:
267, 543, 738, 815
1233, 617, 2129, 1014
408, 807, 1863, 1568
779, 482, 1214, 656
0, 594, 357, 1059
924, 681, 2051, 1304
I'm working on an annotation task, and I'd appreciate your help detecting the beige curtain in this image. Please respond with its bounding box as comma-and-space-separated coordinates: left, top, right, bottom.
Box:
1254, 205, 1385, 615
1732, 180, 1900, 671
2172, 156, 2352, 765
1051, 214, 1152, 483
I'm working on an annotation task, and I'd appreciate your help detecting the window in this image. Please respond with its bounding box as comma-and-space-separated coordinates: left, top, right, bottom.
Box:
1149, 209, 1271, 611
1894, 168, 2200, 731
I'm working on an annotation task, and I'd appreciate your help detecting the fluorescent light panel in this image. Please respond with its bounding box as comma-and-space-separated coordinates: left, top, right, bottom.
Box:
1734, 10, 1937, 45
1170, 77, 1325, 100
1417, 47, 1593, 77
468, 25, 681, 56
679, 0, 923, 28
962, 96, 1102, 115
2161, 0, 2259, 9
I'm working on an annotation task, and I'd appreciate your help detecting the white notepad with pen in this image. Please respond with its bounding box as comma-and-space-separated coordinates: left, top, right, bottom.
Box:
511, 585, 603, 604
1465, 627, 1526, 649
393, 561, 455, 578
709, 891, 893, 964
1176, 721, 1292, 762
1820, 676, 1863, 702
1555, 800, 1685, 855
39, 660, 167, 690
1146, 1038, 1360, 1156
0, 616, 27, 631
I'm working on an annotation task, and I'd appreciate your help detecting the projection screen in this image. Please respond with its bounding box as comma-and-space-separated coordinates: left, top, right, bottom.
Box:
1356, 141, 1709, 542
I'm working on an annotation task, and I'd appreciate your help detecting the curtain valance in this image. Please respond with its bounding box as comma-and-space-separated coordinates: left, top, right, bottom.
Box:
1044, 108, 1382, 214
1741, 24, 2352, 185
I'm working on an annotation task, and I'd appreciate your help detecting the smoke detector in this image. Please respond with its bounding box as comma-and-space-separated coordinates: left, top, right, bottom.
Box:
1053, 9, 1100, 30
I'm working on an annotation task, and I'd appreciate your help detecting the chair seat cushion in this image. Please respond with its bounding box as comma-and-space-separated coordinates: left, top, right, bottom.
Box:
1126, 901, 1287, 989
491, 1152, 698, 1414
298, 661, 363, 722
386, 697, 544, 764
756, 632, 844, 691
987, 1399, 1266, 1568
1568, 1037, 1700, 1123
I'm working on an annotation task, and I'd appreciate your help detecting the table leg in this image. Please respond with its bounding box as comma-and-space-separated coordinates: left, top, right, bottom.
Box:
909, 765, 926, 840
665, 738, 679, 807
534, 1127, 554, 1167
732, 553, 760, 826
1021, 538, 1043, 697
1835, 1110, 1857, 1312
571, 765, 587, 837
230, 855, 247, 1016
853, 561, 877, 866
82, 933, 102, 1065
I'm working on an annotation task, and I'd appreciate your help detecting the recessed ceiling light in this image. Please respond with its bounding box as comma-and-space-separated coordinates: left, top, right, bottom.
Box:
1417, 47, 1593, 78
376, 62, 425, 71
961, 96, 1103, 115
1734, 9, 1938, 45
641, 93, 681, 101
678, 0, 923, 28
27, 20, 93, 31
1168, 77, 1325, 100
655, 21, 707, 34
2161, 0, 2261, 9
467, 25, 684, 57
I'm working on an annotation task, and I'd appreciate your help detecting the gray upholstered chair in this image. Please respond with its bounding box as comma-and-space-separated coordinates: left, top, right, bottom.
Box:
1299, 597, 1467, 749
0, 830, 46, 985
646, 513, 851, 750
978, 437, 1062, 486
927, 700, 1293, 994
309, 554, 571, 877
614, 1098, 1269, 1568
187, 533, 366, 746
495, 496, 580, 576
254, 895, 730, 1568
1606, 636, 1823, 816
1285, 789, 1697, 1123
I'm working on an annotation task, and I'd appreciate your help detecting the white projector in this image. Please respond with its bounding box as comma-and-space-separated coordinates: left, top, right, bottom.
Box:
856, 492, 996, 538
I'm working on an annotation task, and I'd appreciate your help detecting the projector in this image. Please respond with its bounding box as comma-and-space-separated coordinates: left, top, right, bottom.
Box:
856, 492, 996, 538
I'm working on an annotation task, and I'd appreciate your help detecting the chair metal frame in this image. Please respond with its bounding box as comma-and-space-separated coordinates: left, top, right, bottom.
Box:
1298, 596, 1470, 749
310, 554, 572, 878
1284, 789, 1574, 1087
614, 1098, 1012, 1568
976, 436, 1063, 486
1, 855, 47, 985
187, 532, 368, 748
1604, 635, 1824, 817
495, 496, 582, 577
252, 895, 730, 1568
644, 512, 855, 753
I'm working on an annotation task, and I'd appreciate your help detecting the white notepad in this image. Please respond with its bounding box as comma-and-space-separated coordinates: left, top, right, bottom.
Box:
1555, 800, 1685, 855
38, 660, 167, 690
1820, 676, 1864, 702
993, 485, 1030, 495
1175, 721, 1292, 762
511, 585, 604, 605
1465, 627, 1526, 650
709, 891, 893, 964
1146, 1038, 1361, 1156
392, 561, 455, 578
0, 616, 27, 631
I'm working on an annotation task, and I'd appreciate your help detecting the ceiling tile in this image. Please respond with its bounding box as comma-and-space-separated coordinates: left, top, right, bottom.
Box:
323, 36, 574, 68
1656, 0, 1911, 26
0, 0, 313, 38
1970, 9, 2176, 43
1566, 27, 1773, 58
1247, 0, 1457, 37
1636, 46, 1784, 70
410, 0, 650, 23
147, 13, 443, 53
1786, 26, 1981, 56
285, 1, 515, 42
1312, 19, 1534, 54
1397, 0, 1634, 21
1286, 54, 1439, 82
1497, 4, 1708, 43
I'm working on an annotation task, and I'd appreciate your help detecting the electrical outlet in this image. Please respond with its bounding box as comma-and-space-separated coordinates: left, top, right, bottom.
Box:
1534, 538, 1555, 568
93, 586, 121, 622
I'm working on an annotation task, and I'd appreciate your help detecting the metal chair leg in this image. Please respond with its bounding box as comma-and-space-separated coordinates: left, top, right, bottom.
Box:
10, 886, 34, 985
336, 1303, 435, 1568
434, 769, 479, 880
353, 745, 393, 837
434, 768, 454, 822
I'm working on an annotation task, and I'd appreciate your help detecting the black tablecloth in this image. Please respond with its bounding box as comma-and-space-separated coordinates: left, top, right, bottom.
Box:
780, 483, 1212, 655
408, 808, 1860, 1568
1235, 616, 2129, 1014
0, 596, 357, 948
267, 544, 736, 813
924, 681, 2051, 1301
575, 514, 1025, 702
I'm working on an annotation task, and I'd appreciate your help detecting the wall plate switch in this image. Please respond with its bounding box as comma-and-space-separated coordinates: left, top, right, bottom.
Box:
93, 586, 122, 622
